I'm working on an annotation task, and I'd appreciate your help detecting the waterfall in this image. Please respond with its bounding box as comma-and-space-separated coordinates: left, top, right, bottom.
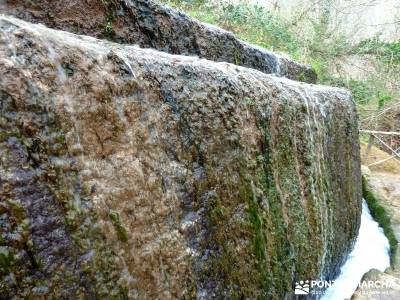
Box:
321, 200, 391, 299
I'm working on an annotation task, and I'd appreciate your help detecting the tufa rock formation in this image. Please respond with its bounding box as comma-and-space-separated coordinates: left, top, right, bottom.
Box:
0, 3, 360, 300
0, 0, 316, 83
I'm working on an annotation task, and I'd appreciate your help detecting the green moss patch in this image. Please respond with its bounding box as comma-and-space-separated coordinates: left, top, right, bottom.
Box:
362, 176, 398, 267
109, 211, 129, 243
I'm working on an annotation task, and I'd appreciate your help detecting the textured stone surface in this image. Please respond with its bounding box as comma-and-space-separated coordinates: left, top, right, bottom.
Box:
0, 0, 316, 83
0, 15, 360, 299
352, 269, 400, 299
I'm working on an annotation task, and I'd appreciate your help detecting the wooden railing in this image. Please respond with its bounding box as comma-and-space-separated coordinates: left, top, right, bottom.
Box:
360, 129, 400, 167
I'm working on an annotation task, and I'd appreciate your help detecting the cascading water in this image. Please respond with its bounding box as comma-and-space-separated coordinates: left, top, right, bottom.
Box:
0, 15, 364, 298
321, 200, 391, 300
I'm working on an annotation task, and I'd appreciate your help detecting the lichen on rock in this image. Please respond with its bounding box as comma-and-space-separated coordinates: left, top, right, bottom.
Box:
0, 13, 361, 299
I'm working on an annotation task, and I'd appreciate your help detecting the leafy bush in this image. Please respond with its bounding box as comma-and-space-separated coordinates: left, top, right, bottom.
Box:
219, 4, 299, 54
377, 91, 393, 109
358, 38, 400, 65
347, 79, 373, 105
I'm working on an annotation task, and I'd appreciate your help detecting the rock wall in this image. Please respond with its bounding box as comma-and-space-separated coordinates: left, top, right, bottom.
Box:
0, 0, 316, 83
0, 14, 360, 299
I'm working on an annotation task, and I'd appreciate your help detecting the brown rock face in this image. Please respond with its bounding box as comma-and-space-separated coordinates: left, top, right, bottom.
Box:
0, 0, 316, 83
0, 14, 360, 299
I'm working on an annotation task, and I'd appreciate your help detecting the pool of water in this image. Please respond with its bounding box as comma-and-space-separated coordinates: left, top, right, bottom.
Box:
321, 200, 391, 300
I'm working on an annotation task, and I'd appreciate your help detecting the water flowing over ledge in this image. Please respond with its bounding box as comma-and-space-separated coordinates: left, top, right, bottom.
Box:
321, 200, 390, 300
0, 0, 316, 83
0, 15, 361, 298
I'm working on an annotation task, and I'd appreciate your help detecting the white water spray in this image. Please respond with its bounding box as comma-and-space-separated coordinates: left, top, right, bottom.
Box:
321, 200, 391, 300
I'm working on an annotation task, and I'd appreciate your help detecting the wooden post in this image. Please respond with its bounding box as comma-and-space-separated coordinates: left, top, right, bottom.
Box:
364, 134, 375, 162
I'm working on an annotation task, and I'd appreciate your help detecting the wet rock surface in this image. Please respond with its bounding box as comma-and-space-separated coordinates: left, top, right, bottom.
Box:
0, 0, 316, 83
0, 14, 360, 299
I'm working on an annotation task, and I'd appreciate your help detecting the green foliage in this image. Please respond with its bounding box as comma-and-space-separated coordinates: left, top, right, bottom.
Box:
382, 42, 400, 64
362, 177, 398, 267
219, 4, 299, 54
309, 59, 328, 80
358, 38, 400, 65
377, 91, 392, 109
181, 0, 207, 5
346, 79, 373, 105
322, 77, 396, 112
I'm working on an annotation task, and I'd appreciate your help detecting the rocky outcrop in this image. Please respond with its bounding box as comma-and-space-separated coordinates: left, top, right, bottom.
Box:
0, 15, 360, 299
352, 269, 400, 299
0, 0, 316, 83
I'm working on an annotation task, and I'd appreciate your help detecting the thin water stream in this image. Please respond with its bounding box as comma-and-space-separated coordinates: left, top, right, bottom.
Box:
321, 200, 391, 300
